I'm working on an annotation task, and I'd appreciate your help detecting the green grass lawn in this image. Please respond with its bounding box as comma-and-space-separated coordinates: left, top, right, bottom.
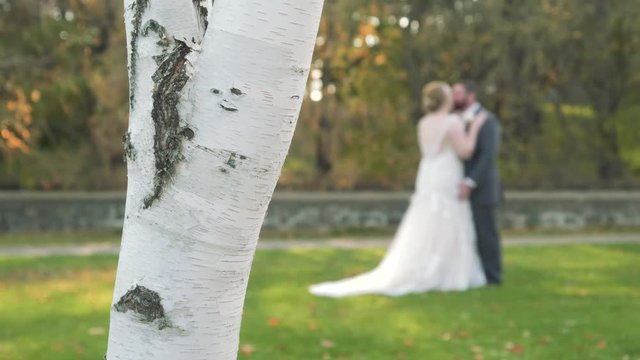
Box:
1, 244, 639, 359
1, 226, 638, 247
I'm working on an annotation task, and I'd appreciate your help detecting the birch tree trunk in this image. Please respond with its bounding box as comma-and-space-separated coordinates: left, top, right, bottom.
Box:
106, 1, 323, 358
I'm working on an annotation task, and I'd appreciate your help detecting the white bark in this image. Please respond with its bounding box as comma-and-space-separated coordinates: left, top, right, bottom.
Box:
107, 1, 323, 359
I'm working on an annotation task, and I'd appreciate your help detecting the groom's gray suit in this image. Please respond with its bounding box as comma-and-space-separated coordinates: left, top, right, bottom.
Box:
464, 105, 502, 284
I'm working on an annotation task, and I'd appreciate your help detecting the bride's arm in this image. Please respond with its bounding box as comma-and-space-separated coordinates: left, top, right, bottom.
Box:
447, 113, 487, 160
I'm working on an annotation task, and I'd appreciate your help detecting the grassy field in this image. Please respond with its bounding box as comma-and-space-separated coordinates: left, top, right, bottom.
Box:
1, 244, 639, 359
1, 226, 639, 247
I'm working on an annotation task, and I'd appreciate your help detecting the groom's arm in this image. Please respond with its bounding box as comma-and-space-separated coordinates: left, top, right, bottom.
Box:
467, 118, 499, 187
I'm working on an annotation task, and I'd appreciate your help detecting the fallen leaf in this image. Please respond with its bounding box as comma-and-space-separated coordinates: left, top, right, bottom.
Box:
470, 345, 483, 354
73, 343, 86, 356
268, 317, 280, 327
442, 332, 453, 341
538, 336, 553, 345
239, 344, 255, 356
321, 339, 335, 349
51, 342, 65, 352
596, 340, 608, 350
403, 339, 414, 347
308, 320, 318, 331
88, 327, 105, 336
507, 343, 524, 354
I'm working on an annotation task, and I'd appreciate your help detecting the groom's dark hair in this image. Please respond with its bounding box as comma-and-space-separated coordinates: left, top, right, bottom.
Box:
460, 80, 479, 95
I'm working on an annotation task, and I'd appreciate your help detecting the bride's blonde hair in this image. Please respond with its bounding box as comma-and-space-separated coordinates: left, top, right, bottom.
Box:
422, 81, 452, 114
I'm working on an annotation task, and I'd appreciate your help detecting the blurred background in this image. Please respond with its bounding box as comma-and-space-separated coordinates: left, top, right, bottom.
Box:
2, 1, 640, 359
2, 0, 640, 192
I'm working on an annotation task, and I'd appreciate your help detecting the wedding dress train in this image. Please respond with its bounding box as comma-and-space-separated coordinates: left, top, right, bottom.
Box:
309, 115, 486, 297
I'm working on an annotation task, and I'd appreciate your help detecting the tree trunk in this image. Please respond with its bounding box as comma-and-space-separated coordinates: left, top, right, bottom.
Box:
106, 0, 323, 359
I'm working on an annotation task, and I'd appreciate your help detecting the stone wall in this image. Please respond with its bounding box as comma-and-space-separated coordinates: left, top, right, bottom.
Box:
1, 191, 638, 233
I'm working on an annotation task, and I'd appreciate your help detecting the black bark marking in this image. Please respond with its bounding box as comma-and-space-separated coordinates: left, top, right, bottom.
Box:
290, 95, 300, 99
291, 65, 306, 75
128, 0, 150, 109
230, 87, 244, 96
180, 127, 195, 140
219, 99, 238, 112
114, 285, 170, 329
209, 150, 248, 173
142, 19, 172, 48
210, 88, 222, 95
138, 0, 214, 208
142, 40, 192, 209
193, 0, 209, 35
122, 132, 136, 162
226, 153, 238, 168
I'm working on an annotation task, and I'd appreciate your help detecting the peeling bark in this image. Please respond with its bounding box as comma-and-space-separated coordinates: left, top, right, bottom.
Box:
193, 0, 210, 36
138, 3, 213, 209
143, 40, 193, 209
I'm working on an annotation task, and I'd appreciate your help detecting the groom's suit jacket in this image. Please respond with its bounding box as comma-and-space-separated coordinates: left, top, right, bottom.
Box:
464, 106, 502, 206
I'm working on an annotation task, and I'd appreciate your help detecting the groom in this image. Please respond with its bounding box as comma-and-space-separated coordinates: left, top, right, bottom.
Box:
453, 81, 503, 285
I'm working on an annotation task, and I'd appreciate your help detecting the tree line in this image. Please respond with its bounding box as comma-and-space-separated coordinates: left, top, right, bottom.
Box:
1, 0, 639, 190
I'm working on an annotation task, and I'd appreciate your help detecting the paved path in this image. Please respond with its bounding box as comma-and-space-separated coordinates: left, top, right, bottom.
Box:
0, 233, 638, 258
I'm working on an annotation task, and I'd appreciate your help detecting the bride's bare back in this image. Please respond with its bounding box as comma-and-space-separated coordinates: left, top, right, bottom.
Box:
418, 112, 487, 160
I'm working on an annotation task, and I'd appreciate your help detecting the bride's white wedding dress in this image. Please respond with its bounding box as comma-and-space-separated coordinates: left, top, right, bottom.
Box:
309, 115, 486, 297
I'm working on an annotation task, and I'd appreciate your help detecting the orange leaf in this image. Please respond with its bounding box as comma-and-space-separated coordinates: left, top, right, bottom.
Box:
596, 341, 608, 350
509, 343, 525, 354
268, 317, 280, 327
30, 90, 41, 103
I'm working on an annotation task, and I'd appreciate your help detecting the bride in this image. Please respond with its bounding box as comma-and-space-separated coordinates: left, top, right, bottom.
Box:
309, 81, 487, 297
